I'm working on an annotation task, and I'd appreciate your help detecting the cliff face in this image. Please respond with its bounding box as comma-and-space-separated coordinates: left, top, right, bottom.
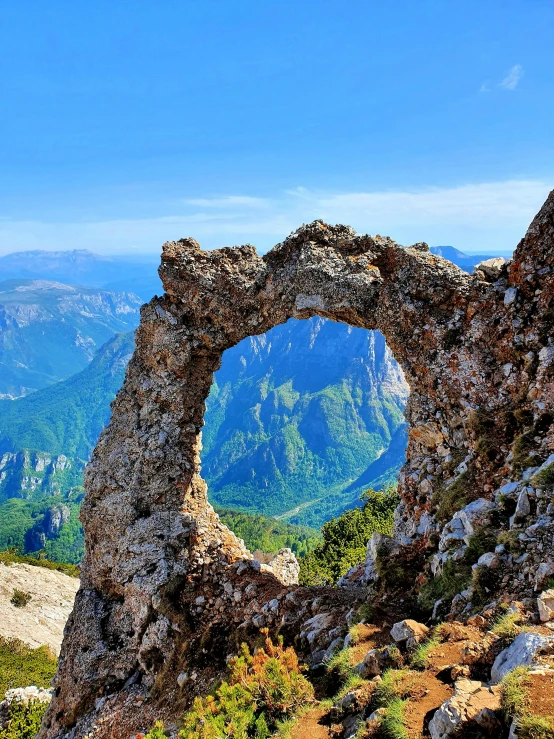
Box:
40, 193, 554, 739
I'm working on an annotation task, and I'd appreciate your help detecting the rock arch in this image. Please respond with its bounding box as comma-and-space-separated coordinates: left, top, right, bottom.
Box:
41, 194, 554, 738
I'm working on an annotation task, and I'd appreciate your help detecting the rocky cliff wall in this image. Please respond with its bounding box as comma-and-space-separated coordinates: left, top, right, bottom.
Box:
40, 192, 554, 738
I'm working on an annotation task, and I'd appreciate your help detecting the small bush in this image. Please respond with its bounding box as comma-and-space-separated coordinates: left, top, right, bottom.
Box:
491, 611, 522, 644
10, 589, 32, 608
176, 630, 313, 738
144, 722, 168, 739
379, 697, 409, 739
0, 699, 48, 739
373, 669, 412, 708
0, 636, 57, 696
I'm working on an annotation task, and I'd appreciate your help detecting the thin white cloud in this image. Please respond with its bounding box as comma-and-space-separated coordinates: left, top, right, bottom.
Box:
479, 82, 490, 93
499, 65, 523, 90
184, 195, 269, 209
0, 179, 550, 256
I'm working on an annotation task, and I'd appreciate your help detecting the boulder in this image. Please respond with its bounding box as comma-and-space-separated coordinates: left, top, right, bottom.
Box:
428, 679, 502, 739
475, 257, 504, 280
439, 499, 496, 552
264, 548, 299, 586
390, 619, 429, 648
354, 649, 380, 678
537, 589, 554, 623
490, 631, 554, 683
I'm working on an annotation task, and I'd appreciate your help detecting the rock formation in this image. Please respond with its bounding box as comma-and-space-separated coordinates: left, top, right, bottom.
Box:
40, 192, 554, 738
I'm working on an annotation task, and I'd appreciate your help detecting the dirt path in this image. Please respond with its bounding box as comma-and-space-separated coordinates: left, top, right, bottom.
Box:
290, 706, 331, 739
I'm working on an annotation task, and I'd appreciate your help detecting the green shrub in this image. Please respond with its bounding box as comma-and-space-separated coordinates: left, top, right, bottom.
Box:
10, 589, 32, 608
299, 487, 398, 586
0, 699, 48, 739
164, 630, 314, 738
0, 637, 57, 696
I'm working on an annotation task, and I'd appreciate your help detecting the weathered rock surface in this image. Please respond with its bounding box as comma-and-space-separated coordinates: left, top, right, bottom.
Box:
41, 193, 554, 738
490, 631, 554, 683
390, 619, 429, 647
0, 562, 78, 655
428, 678, 502, 739
538, 589, 554, 622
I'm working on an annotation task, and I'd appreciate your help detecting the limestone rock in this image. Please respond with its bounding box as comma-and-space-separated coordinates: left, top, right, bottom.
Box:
428, 679, 502, 739
537, 589, 554, 622
0, 562, 78, 655
475, 257, 505, 280
490, 631, 554, 683
390, 619, 429, 647
264, 548, 299, 586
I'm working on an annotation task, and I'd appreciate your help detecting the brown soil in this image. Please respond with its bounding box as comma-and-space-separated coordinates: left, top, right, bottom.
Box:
349, 623, 391, 665
290, 706, 332, 739
402, 672, 453, 739
527, 671, 554, 719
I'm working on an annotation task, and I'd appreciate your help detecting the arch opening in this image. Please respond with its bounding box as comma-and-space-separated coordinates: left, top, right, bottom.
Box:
201, 317, 409, 539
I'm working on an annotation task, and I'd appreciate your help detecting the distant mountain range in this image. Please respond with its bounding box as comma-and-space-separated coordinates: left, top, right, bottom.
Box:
429, 245, 507, 269
0, 280, 141, 398
0, 242, 503, 560
0, 250, 161, 302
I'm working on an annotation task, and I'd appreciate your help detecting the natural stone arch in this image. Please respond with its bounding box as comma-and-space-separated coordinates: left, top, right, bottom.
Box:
41, 195, 554, 738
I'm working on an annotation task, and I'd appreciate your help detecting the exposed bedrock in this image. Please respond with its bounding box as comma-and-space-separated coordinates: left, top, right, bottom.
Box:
40, 192, 554, 738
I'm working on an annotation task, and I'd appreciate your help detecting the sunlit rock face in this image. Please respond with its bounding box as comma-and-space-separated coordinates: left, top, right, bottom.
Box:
40, 193, 554, 738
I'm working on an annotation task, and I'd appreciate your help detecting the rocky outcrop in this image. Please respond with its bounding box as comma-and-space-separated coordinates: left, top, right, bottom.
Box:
41, 192, 554, 738
428, 679, 502, 739
0, 562, 79, 655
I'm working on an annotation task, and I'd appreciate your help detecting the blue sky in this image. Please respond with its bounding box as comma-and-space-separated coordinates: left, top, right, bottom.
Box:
0, 0, 553, 255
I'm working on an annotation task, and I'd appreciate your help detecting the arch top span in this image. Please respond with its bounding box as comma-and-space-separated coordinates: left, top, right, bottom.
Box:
41, 194, 554, 739
158, 220, 472, 367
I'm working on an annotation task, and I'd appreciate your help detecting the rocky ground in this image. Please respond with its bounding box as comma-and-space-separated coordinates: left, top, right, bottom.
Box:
0, 561, 78, 655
